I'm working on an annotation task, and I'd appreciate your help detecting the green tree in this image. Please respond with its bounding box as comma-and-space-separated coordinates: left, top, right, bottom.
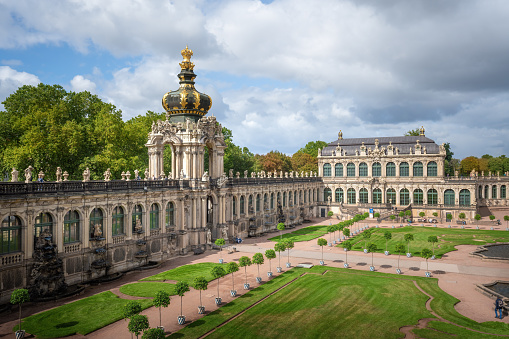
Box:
433, 212, 438, 218
215, 238, 226, 262
142, 328, 165, 339
343, 240, 352, 265
383, 231, 392, 252
128, 314, 149, 339
238, 256, 252, 284
283, 239, 294, 265
222, 126, 254, 174
446, 213, 452, 221
405, 210, 412, 220
277, 222, 285, 240
327, 211, 333, 218
252, 252, 265, 278
317, 238, 327, 262
225, 261, 239, 292
327, 224, 336, 243
422, 248, 433, 273
123, 300, 142, 320
291, 151, 317, 173
193, 276, 208, 308
274, 242, 286, 268
175, 281, 190, 317
395, 243, 406, 270
265, 249, 276, 273
443, 143, 455, 176
404, 128, 420, 136
419, 212, 425, 218
427, 236, 438, 257
504, 215, 509, 228
362, 229, 372, 249
398, 211, 405, 221
458, 213, 466, 223
343, 228, 350, 238
374, 212, 380, 218
367, 242, 377, 268
404, 233, 414, 254
153, 290, 170, 328
390, 215, 396, 221
211, 266, 226, 299
254, 151, 292, 172
489, 215, 496, 221
10, 288, 29, 334
297, 140, 328, 158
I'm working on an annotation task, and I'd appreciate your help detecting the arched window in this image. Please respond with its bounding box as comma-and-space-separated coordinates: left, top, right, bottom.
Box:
303, 190, 306, 203
347, 188, 356, 204
459, 189, 470, 206
335, 188, 344, 203
271, 193, 275, 209
413, 162, 423, 177
413, 189, 423, 205
294, 191, 297, 205
492, 186, 497, 199
132, 205, 143, 233
427, 161, 437, 177
347, 163, 355, 177
400, 162, 409, 177
335, 163, 343, 177
1, 215, 21, 254
373, 188, 382, 204
249, 195, 253, 212
264, 194, 268, 210
35, 212, 53, 244
386, 162, 396, 177
240, 196, 245, 214
165, 202, 175, 227
90, 208, 103, 238
108, 206, 123, 237
359, 188, 368, 203
427, 189, 438, 205
387, 188, 396, 205
150, 204, 159, 230
299, 191, 302, 205
501, 185, 507, 199
372, 162, 381, 177
277, 192, 281, 204
323, 163, 332, 177
359, 163, 368, 177
283, 192, 287, 207
233, 197, 237, 216
478, 185, 483, 199
400, 188, 410, 205
64, 210, 80, 243
324, 188, 332, 202
256, 194, 261, 212
484, 185, 489, 199
444, 190, 455, 206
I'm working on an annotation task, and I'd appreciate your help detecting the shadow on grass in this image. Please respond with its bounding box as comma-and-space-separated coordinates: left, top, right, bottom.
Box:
186, 319, 205, 328
55, 321, 79, 329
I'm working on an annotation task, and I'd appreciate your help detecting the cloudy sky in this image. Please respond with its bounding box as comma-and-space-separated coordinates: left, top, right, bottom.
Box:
1, 0, 508, 159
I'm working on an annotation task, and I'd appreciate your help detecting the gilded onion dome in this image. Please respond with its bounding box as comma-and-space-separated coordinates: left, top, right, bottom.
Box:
162, 46, 212, 123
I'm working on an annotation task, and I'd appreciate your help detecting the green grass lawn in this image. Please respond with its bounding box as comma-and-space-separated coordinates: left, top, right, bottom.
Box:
268, 225, 330, 242
18, 291, 153, 339
141, 262, 224, 283
341, 226, 509, 258
119, 281, 176, 297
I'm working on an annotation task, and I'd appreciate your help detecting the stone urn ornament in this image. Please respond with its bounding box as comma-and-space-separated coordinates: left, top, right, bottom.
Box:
276, 267, 282, 273
198, 306, 205, 314
244, 283, 250, 290
178, 315, 185, 325
267, 271, 273, 278
285, 262, 291, 268
256, 277, 262, 283
230, 290, 237, 297
215, 297, 222, 305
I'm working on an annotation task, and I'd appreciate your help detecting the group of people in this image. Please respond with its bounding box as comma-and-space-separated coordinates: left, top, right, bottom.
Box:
495, 297, 505, 319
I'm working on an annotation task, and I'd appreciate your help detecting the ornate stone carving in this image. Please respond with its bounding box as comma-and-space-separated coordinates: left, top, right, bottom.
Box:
24, 166, 34, 183
83, 167, 90, 182
56, 167, 62, 182
104, 168, 112, 181
11, 168, 18, 182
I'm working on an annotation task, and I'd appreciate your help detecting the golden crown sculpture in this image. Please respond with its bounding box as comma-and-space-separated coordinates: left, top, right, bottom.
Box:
179, 45, 195, 70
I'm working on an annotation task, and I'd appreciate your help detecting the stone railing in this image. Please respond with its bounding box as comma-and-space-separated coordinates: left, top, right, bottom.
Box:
1, 252, 23, 266
223, 176, 321, 187
64, 243, 81, 253
113, 236, 125, 244
150, 229, 160, 236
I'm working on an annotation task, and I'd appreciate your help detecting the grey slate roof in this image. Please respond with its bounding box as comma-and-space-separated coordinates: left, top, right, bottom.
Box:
321, 136, 440, 156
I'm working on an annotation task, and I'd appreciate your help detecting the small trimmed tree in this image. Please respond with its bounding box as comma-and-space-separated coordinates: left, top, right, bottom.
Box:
474, 213, 481, 228
404, 233, 414, 255
142, 328, 165, 339
123, 300, 142, 320
238, 256, 252, 284
11, 288, 30, 335
398, 211, 405, 221
211, 266, 226, 299
252, 252, 264, 278
284, 239, 294, 265
193, 276, 208, 309
419, 212, 425, 218
317, 238, 327, 262
458, 212, 466, 220
395, 243, 406, 270
327, 210, 334, 218
367, 242, 377, 267
489, 215, 496, 222
433, 212, 438, 218
175, 281, 190, 318
422, 248, 433, 272
277, 222, 285, 240
362, 229, 371, 249
390, 214, 396, 222
128, 314, 149, 339
327, 224, 335, 243
226, 261, 239, 293
383, 231, 392, 252
343, 240, 352, 265
215, 238, 226, 262
427, 235, 438, 257
343, 227, 350, 238
446, 213, 452, 222
374, 212, 380, 218
265, 249, 276, 273
504, 215, 509, 228
405, 210, 412, 221
274, 242, 286, 268
153, 290, 170, 328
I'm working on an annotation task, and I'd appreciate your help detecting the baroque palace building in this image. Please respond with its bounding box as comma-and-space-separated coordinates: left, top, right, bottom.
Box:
0, 47, 508, 303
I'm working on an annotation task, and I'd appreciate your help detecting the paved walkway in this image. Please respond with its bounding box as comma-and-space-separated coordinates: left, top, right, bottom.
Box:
0, 218, 507, 338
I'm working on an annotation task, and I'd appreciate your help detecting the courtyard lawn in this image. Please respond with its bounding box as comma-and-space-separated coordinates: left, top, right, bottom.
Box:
18, 291, 153, 339
119, 281, 176, 297
341, 226, 509, 258
268, 225, 330, 242
141, 262, 224, 283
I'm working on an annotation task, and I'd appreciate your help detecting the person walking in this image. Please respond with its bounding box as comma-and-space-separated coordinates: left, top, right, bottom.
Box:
495, 297, 504, 319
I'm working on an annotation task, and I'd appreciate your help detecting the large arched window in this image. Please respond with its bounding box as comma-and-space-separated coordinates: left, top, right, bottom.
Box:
271, 193, 275, 209
294, 191, 297, 205
427, 189, 438, 205
400, 162, 409, 177
359, 188, 368, 203
359, 163, 368, 177
256, 194, 261, 212
347, 188, 356, 204
492, 186, 497, 199
64, 210, 80, 243
427, 161, 437, 177
335, 163, 343, 177
501, 185, 507, 199
283, 192, 286, 207
303, 190, 306, 203
277, 192, 281, 204
240, 196, 245, 214
400, 189, 410, 205
323, 163, 332, 177
150, 204, 159, 230
387, 188, 396, 205
373, 188, 382, 204
324, 188, 332, 202
386, 162, 396, 177
90, 208, 103, 238
233, 197, 237, 216
372, 162, 381, 177
166, 202, 175, 227
249, 195, 254, 212
132, 205, 143, 233
335, 188, 344, 202
299, 191, 302, 205
1, 215, 21, 254
444, 190, 455, 206
264, 194, 268, 210
413, 189, 423, 205
113, 206, 125, 235
478, 185, 483, 199
484, 185, 489, 199
347, 163, 355, 177
413, 162, 423, 177
459, 189, 470, 206
35, 212, 53, 244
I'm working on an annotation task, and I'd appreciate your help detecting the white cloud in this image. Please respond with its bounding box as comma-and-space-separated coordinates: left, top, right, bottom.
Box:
1, 59, 22, 66
0, 66, 40, 109
70, 75, 97, 93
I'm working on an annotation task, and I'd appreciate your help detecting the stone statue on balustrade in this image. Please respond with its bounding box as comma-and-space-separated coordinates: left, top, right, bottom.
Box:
63, 171, 69, 181
134, 169, 140, 180
56, 167, 62, 182
93, 224, 103, 238
144, 168, 149, 180
222, 227, 228, 240
83, 167, 91, 182
24, 166, 34, 183
229, 169, 234, 178
104, 168, 112, 181
202, 171, 209, 181
11, 168, 18, 182
206, 228, 212, 244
